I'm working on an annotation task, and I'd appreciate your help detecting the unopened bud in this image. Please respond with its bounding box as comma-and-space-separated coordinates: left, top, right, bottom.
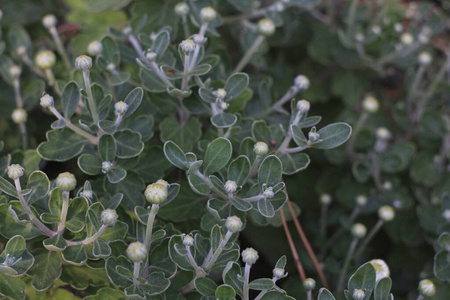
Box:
378, 205, 395, 222
56, 172, 77, 192
183, 235, 194, 247
126, 242, 147, 262
214, 88, 227, 99
263, 186, 274, 199
254, 142, 269, 156
87, 41, 103, 56
114, 101, 128, 115
175, 2, 189, 17
294, 75, 310, 90
101, 209, 118, 226
308, 129, 320, 142
11, 109, 27, 124
297, 100, 310, 113
35, 50, 56, 69
353, 289, 365, 300
42, 14, 57, 29
156, 179, 169, 190
356, 195, 367, 206
242, 248, 259, 265
320, 194, 332, 205
75, 55, 92, 71
200, 7, 217, 22
145, 51, 157, 62
258, 18, 275, 36
144, 183, 168, 204
40, 93, 54, 108
418, 52, 432, 65
362, 95, 379, 113
351, 223, 367, 239
9, 65, 21, 79
369, 259, 390, 281
226, 216, 243, 233
7, 164, 24, 180
102, 161, 114, 174
224, 180, 238, 193
401, 33, 414, 46
418, 279, 436, 297
193, 34, 207, 45
273, 268, 285, 278
180, 39, 196, 54
303, 278, 316, 291
376, 127, 391, 140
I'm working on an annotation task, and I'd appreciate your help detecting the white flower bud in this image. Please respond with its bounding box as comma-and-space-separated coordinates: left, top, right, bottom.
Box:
254, 142, 269, 156
258, 18, 275, 36
376, 127, 391, 140
145, 183, 168, 204
355, 33, 365, 42
219, 101, 229, 110
418, 33, 429, 44
351, 223, 367, 239
273, 268, 285, 278
56, 172, 77, 192
378, 205, 395, 222
175, 2, 189, 17
303, 278, 316, 291
362, 95, 379, 113
297, 100, 310, 113
263, 187, 274, 199
356, 195, 367, 206
101, 209, 118, 226
443, 209, 450, 222
200, 7, 217, 22
242, 248, 259, 265
145, 51, 157, 62
394, 23, 403, 32
155, 179, 169, 190
371, 25, 381, 35
193, 34, 207, 45
11, 109, 27, 124
87, 41, 103, 56
102, 161, 114, 174
418, 52, 432, 65
9, 65, 21, 79
75, 55, 93, 71
80, 189, 93, 200
383, 181, 393, 191
42, 14, 57, 29
225, 216, 243, 233
418, 279, 435, 297
352, 289, 365, 300
114, 101, 128, 115
183, 235, 194, 247
106, 63, 115, 72
35, 50, 56, 69
122, 26, 132, 36
126, 242, 147, 262
320, 194, 332, 205
214, 88, 227, 99
7, 164, 24, 180
40, 93, 54, 108
224, 180, 238, 193
16, 46, 27, 56
180, 39, 196, 54
369, 259, 390, 281
400, 33, 414, 46
294, 75, 310, 90
308, 131, 320, 142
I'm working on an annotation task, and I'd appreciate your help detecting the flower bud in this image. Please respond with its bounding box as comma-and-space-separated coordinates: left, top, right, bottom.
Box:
114, 101, 128, 115
126, 242, 147, 263
378, 205, 395, 222
362, 95, 379, 113
297, 100, 310, 113
400, 33, 414, 46
294, 75, 310, 90
42, 14, 57, 29
263, 187, 274, 199
80, 189, 93, 200
106, 63, 115, 72
303, 278, 316, 291
7, 164, 24, 180
320, 194, 332, 205
371, 25, 381, 35
200, 7, 217, 22
356, 195, 367, 207
40, 93, 54, 108
183, 235, 194, 247
101, 209, 118, 226
418, 33, 429, 44
219, 101, 229, 110
35, 50, 56, 69
16, 46, 27, 56
225, 216, 243, 233
308, 130, 320, 142
254, 142, 269, 156
443, 209, 450, 222
145, 183, 168, 204
11, 109, 27, 124
352, 289, 365, 300
376, 127, 391, 140
273, 268, 285, 278
145, 51, 157, 62
214, 88, 227, 99
193, 34, 207, 45
383, 181, 393, 191
180, 39, 196, 54
355, 33, 365, 42
224, 180, 237, 193
102, 161, 114, 174
242, 248, 259, 265
351, 223, 367, 239
156, 179, 169, 190
122, 26, 132, 36
87, 41, 103, 56
394, 23, 403, 32
56, 172, 77, 192
418, 279, 436, 297
175, 2, 189, 17
418, 52, 432, 65
9, 65, 21, 79
369, 259, 390, 281
258, 18, 275, 36
75, 55, 92, 71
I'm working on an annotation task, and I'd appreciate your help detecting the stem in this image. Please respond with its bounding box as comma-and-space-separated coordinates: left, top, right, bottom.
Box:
233, 35, 265, 74
416, 295, 424, 300
67, 224, 108, 245
278, 145, 310, 154
12, 79, 23, 108
144, 204, 160, 249
272, 86, 299, 114
204, 231, 233, 271
14, 179, 55, 237
182, 16, 190, 39
181, 54, 191, 91
345, 112, 368, 158
20, 53, 45, 78
56, 191, 69, 234
49, 107, 98, 144
82, 70, 99, 124
307, 290, 312, 300
320, 203, 328, 239
355, 220, 384, 258
336, 238, 359, 293
186, 245, 203, 275
378, 43, 421, 66
189, 23, 208, 69
19, 123, 28, 150
133, 262, 141, 280
407, 64, 425, 114
45, 69, 62, 97
243, 263, 251, 300
49, 27, 71, 71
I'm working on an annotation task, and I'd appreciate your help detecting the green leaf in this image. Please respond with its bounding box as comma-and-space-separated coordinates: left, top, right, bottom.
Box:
105, 256, 133, 287
109, 71, 130, 86
0, 235, 34, 276
0, 202, 41, 239
188, 173, 211, 195
258, 198, 275, 218
0, 177, 18, 198
62, 81, 80, 119
78, 154, 102, 175
106, 168, 127, 184
291, 125, 308, 147
66, 197, 88, 233
258, 155, 282, 186
93, 239, 111, 258
228, 155, 251, 186
318, 288, 336, 300
8, 25, 31, 55
123, 87, 143, 118
249, 278, 275, 290
99, 134, 116, 162
0, 273, 26, 300
43, 235, 67, 252
114, 130, 144, 158
224, 73, 249, 100
279, 152, 310, 175
104, 172, 145, 210
141, 271, 171, 296
160, 117, 202, 152
275, 256, 287, 269
195, 277, 218, 296
189, 64, 212, 76
28, 249, 62, 291
37, 128, 88, 161
223, 262, 243, 296
216, 284, 236, 300
163, 141, 189, 170
211, 113, 238, 128
312, 123, 352, 149
84, 287, 126, 300
434, 250, 450, 281
348, 262, 376, 299
252, 120, 272, 145
100, 36, 120, 65
203, 138, 233, 175
374, 277, 392, 300
152, 31, 170, 59
24, 171, 50, 204
62, 245, 87, 266
261, 291, 296, 300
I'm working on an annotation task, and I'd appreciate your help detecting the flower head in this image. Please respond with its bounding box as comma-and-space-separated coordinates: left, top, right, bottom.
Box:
320, 194, 332, 205
7, 164, 24, 180
224, 180, 238, 194
351, 223, 367, 239
145, 183, 168, 204
40, 93, 54, 108
263, 187, 274, 199
362, 95, 379, 113
378, 205, 395, 222
114, 101, 128, 115
418, 52, 432, 65
11, 109, 27, 124
254, 142, 269, 156
35, 50, 56, 69
303, 278, 316, 291
200, 7, 217, 22
294, 75, 310, 90
42, 14, 57, 29
56, 172, 77, 192
418, 279, 436, 297
183, 235, 194, 247
126, 242, 147, 262
242, 248, 259, 265
175, 2, 189, 17
401, 33, 414, 46
258, 18, 275, 36
87, 41, 103, 56
101, 209, 118, 226
75, 55, 92, 71
353, 289, 365, 300
369, 259, 390, 281
225, 216, 243, 233
356, 195, 367, 206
